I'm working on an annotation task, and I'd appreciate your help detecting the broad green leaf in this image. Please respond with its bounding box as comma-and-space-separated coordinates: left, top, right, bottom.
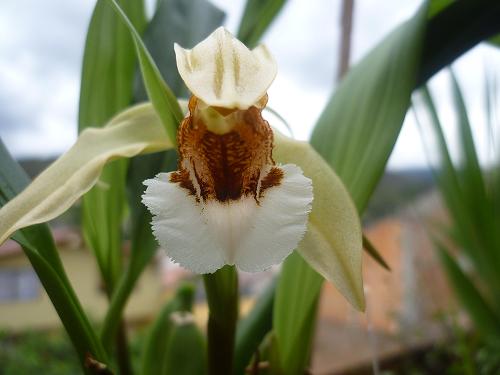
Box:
0, 104, 172, 245
80, 0, 147, 291
79, 0, 146, 131
438, 245, 500, 341
0, 140, 108, 373
237, 0, 288, 49
234, 279, 276, 374
108, 0, 183, 145
273, 132, 364, 310
203, 266, 239, 375
82, 161, 127, 292
142, 284, 195, 375
418, 1, 500, 86
311, 4, 428, 211
274, 4, 428, 373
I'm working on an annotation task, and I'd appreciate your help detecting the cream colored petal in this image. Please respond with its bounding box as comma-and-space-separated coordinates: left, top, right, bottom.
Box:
174, 27, 277, 109
0, 104, 171, 246
142, 173, 225, 274
273, 131, 365, 311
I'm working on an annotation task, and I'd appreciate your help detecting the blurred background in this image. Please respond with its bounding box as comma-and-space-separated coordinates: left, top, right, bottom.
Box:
1, 0, 500, 374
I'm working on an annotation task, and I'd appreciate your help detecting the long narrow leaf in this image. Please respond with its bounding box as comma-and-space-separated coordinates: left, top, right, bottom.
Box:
80, 0, 147, 291
0, 140, 107, 373
438, 245, 500, 341
107, 0, 183, 145
0, 104, 172, 245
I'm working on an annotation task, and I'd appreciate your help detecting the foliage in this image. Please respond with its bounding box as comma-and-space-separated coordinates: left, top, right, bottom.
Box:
415, 72, 500, 348
1, 0, 500, 374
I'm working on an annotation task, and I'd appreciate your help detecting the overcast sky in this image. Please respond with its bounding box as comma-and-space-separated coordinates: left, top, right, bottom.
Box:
0, 0, 498, 170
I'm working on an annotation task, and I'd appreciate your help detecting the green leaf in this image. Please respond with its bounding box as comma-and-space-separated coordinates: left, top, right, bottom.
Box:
437, 245, 500, 341
428, 0, 454, 18
273, 4, 428, 373
418, 1, 500, 86
273, 252, 322, 374
311, 4, 428, 211
363, 234, 391, 271
107, 0, 183, 145
100, 151, 178, 351
203, 266, 239, 375
141, 284, 195, 375
82, 161, 127, 292
234, 279, 276, 374
490, 34, 500, 46
237, 0, 288, 48
79, 0, 146, 131
79, 0, 147, 291
0, 104, 172, 245
418, 75, 500, 315
0, 140, 108, 373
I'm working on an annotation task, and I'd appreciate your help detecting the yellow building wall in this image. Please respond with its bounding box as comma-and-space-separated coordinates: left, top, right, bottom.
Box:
0, 245, 163, 331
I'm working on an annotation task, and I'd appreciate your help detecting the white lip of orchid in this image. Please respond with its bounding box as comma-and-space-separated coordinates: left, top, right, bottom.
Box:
142, 29, 313, 274
174, 27, 277, 110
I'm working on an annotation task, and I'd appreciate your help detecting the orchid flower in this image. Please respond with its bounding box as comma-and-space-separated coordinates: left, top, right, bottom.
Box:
142, 27, 313, 274
0, 27, 364, 309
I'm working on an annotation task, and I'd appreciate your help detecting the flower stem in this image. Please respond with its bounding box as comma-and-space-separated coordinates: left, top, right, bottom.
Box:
203, 266, 239, 375
115, 321, 133, 375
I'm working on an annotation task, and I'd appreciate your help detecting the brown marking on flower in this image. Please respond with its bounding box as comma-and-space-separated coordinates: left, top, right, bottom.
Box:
170, 169, 196, 197
259, 167, 284, 199
170, 96, 281, 202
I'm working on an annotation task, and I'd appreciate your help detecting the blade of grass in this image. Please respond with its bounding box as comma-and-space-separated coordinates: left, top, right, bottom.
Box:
437, 244, 500, 341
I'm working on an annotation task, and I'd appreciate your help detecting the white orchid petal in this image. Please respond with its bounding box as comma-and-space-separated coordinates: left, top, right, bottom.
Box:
142, 165, 312, 274
232, 164, 313, 272
174, 27, 277, 109
142, 173, 225, 274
